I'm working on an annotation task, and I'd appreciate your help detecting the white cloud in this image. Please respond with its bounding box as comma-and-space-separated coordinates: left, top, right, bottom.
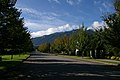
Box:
102, 3, 108, 9
98, 7, 104, 13
20, 7, 40, 17
31, 24, 79, 38
24, 20, 52, 32
94, 0, 101, 4
48, 0, 60, 4
17, 7, 68, 32
102, 2, 113, 12
91, 21, 106, 30
30, 20, 107, 38
93, 1, 113, 13
18, 7, 61, 20
24, 18, 68, 32
66, 0, 74, 5
87, 21, 108, 31
53, 0, 60, 3
51, 12, 60, 17
78, 0, 82, 3
21, 7, 53, 19
66, 0, 82, 5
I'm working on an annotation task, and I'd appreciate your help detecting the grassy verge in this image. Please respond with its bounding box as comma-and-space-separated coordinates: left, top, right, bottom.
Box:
95, 60, 120, 65
60, 55, 120, 65
0, 54, 29, 71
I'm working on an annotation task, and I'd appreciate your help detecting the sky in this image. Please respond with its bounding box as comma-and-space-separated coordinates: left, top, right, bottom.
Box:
16, 0, 115, 38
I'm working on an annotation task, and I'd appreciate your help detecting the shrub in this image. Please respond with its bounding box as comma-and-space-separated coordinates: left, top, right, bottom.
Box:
111, 56, 116, 60
106, 56, 111, 59
116, 57, 120, 60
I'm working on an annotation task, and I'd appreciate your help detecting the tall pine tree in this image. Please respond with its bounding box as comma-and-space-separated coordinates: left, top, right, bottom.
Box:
0, 0, 33, 55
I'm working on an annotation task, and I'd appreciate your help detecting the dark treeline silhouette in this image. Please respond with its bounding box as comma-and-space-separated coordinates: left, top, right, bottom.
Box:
0, 0, 34, 58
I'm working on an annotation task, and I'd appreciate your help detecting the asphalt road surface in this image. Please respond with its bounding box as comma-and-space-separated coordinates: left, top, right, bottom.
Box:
1, 51, 120, 80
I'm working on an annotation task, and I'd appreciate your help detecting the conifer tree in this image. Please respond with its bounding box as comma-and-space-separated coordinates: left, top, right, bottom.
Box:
0, 0, 33, 55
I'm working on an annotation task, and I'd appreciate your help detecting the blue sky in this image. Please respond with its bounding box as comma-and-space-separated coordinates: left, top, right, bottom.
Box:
16, 0, 115, 38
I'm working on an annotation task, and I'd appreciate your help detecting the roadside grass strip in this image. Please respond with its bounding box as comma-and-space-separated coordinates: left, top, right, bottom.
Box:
0, 54, 29, 71
61, 55, 120, 66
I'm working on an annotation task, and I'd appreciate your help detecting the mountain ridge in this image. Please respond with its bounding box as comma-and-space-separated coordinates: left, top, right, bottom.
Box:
32, 29, 94, 46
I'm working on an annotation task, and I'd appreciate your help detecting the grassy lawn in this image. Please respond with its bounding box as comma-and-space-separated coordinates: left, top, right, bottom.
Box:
0, 54, 29, 71
61, 55, 120, 65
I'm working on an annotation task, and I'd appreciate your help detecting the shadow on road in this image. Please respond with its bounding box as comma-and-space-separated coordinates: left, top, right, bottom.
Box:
26, 59, 74, 62
1, 53, 120, 80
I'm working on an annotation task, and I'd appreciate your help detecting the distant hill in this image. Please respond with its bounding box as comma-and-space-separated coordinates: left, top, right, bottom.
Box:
32, 29, 94, 46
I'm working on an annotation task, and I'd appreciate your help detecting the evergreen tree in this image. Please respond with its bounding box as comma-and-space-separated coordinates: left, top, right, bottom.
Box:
0, 0, 33, 55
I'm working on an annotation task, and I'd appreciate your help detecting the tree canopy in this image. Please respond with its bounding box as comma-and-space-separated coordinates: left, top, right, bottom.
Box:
0, 0, 33, 54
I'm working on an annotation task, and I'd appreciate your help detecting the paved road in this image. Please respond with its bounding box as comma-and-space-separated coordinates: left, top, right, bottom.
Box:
1, 52, 120, 80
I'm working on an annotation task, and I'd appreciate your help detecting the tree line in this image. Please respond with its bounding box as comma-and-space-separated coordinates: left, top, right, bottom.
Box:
38, 0, 120, 60
0, 0, 34, 58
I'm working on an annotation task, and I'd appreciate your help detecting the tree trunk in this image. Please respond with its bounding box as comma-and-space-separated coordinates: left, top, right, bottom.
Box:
0, 56, 2, 61
95, 50, 97, 58
11, 55, 13, 60
90, 50, 93, 58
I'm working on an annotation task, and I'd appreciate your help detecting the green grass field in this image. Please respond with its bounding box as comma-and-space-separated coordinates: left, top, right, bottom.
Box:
0, 54, 29, 71
61, 55, 120, 65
